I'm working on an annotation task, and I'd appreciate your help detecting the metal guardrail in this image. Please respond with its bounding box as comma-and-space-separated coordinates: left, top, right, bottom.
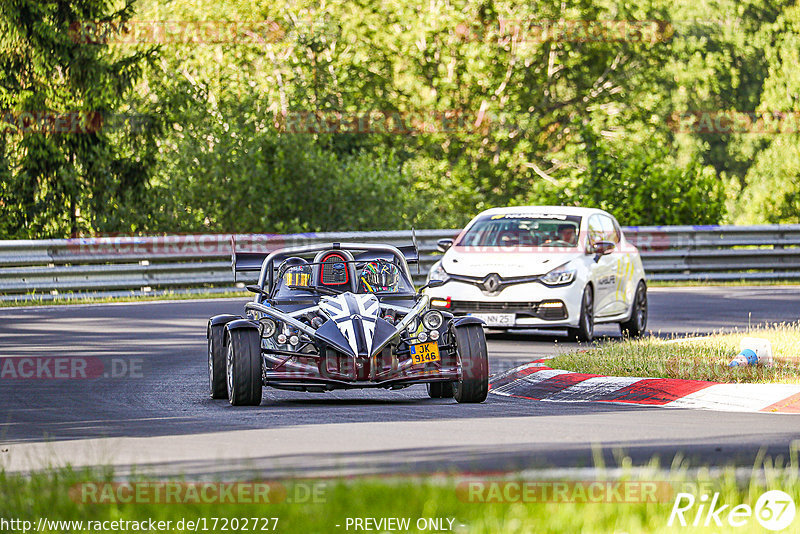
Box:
1, 225, 800, 301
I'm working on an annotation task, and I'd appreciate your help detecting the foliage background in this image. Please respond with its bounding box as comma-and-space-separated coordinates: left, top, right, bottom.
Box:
1, 0, 798, 238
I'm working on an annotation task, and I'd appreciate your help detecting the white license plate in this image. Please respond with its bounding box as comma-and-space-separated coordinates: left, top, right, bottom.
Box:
468, 313, 515, 327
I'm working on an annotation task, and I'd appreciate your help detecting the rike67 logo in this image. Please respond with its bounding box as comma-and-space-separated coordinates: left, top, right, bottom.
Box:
668, 490, 796, 531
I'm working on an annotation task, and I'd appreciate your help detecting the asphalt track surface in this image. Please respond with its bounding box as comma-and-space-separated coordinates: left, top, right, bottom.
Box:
1, 286, 799, 477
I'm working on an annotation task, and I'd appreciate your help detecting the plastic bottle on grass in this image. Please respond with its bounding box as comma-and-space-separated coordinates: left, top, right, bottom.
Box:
741, 337, 774, 367
729, 349, 758, 367
728, 338, 774, 367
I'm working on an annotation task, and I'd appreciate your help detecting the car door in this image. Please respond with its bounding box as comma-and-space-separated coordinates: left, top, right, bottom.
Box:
600, 215, 631, 316
587, 214, 617, 317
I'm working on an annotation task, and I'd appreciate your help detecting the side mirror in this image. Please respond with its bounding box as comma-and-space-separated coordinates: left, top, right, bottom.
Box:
246, 284, 270, 297
417, 279, 445, 293
590, 241, 615, 256
437, 239, 453, 253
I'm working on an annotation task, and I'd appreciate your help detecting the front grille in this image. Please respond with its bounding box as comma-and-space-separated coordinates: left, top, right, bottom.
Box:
449, 300, 536, 313
449, 300, 568, 320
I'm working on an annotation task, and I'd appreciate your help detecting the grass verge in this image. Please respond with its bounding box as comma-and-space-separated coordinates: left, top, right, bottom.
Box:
2, 457, 800, 533
550, 323, 800, 383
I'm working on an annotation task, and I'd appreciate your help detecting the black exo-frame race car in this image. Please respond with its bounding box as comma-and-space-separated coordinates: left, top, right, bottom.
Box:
207, 241, 489, 406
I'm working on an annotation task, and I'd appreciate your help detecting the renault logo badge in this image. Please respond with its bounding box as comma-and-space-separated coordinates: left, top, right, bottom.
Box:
481, 273, 502, 293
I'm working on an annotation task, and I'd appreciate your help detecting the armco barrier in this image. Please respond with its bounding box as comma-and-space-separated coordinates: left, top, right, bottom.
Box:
1, 225, 799, 301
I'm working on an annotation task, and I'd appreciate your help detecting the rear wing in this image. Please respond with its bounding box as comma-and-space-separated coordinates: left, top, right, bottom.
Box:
231, 236, 270, 281
402, 227, 420, 273
397, 244, 418, 264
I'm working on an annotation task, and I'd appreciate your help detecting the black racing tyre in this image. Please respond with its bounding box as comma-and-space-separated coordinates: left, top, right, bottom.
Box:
620, 281, 648, 338
567, 285, 594, 343
452, 324, 489, 403
226, 328, 263, 406
427, 382, 455, 398
208, 323, 228, 399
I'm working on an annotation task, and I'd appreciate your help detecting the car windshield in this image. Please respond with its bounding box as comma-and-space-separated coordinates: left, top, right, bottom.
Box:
456, 214, 582, 248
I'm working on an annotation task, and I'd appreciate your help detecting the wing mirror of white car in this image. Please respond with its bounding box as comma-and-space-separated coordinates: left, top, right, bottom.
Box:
590, 241, 616, 256
437, 239, 454, 253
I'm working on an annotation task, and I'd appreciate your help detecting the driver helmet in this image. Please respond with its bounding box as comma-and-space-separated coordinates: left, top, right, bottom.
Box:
280, 257, 312, 287
360, 261, 400, 293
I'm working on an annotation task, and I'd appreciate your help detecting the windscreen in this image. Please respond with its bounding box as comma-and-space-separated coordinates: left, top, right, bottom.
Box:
456, 214, 582, 248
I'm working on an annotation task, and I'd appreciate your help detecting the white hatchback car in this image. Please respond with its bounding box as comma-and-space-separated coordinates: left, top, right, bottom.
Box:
425, 206, 647, 341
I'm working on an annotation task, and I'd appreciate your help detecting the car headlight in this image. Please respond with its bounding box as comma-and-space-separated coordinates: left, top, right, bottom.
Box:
422, 310, 444, 330
427, 261, 449, 282
260, 318, 277, 337
541, 267, 576, 286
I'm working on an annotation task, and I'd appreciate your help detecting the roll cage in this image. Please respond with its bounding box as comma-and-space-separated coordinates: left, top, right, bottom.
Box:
232, 242, 418, 302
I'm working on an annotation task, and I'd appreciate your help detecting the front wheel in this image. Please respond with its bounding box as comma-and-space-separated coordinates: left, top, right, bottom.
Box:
226, 328, 263, 406
567, 285, 594, 342
452, 324, 489, 403
620, 281, 647, 338
208, 323, 228, 399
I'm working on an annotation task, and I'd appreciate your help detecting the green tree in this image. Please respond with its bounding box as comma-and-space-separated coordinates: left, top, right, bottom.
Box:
0, 0, 160, 238
7, 0, 787, 237
735, 4, 800, 223
541, 125, 725, 225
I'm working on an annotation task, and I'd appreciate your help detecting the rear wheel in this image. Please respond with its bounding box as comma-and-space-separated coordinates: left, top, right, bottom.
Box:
567, 285, 594, 342
620, 281, 648, 338
452, 324, 489, 403
208, 323, 228, 399
427, 382, 454, 398
226, 328, 263, 406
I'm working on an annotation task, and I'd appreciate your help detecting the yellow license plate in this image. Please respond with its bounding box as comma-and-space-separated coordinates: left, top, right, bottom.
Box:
410, 341, 440, 365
